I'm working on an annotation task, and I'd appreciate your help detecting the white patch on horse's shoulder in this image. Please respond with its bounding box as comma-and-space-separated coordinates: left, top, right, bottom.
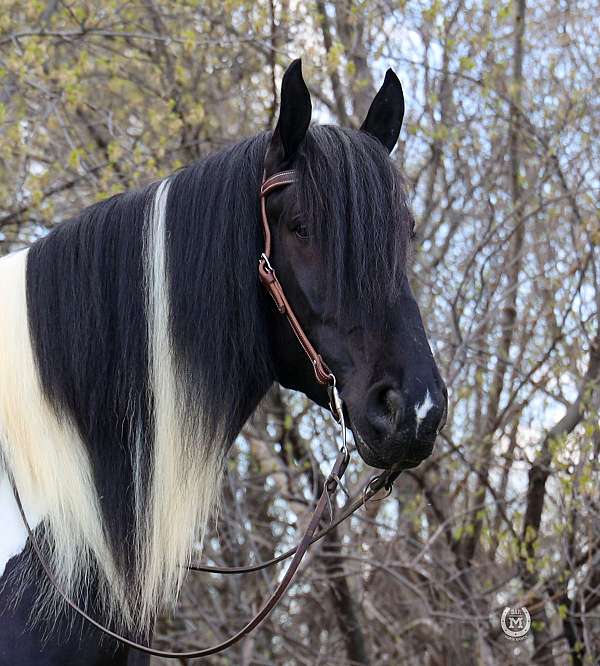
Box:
414, 390, 434, 435
0, 470, 43, 578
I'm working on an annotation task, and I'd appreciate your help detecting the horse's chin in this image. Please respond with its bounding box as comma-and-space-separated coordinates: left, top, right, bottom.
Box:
352, 431, 389, 469
347, 416, 435, 471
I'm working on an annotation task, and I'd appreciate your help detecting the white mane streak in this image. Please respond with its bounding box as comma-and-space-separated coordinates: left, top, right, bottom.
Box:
0, 182, 223, 632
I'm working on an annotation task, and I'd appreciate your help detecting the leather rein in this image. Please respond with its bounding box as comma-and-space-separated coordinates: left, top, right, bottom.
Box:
8, 169, 399, 659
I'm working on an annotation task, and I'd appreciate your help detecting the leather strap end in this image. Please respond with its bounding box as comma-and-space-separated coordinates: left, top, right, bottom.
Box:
258, 261, 287, 314
271, 291, 287, 314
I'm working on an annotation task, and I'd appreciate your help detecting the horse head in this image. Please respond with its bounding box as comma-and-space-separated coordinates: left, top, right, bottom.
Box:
263, 60, 447, 470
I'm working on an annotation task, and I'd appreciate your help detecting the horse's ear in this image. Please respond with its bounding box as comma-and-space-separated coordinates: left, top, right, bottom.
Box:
360, 69, 404, 153
264, 59, 312, 173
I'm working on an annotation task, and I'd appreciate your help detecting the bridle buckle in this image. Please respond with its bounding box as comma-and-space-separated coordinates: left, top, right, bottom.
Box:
327, 380, 343, 424
259, 252, 274, 273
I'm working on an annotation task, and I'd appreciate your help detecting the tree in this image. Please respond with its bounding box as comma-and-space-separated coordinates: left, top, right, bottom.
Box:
2, 1, 598, 663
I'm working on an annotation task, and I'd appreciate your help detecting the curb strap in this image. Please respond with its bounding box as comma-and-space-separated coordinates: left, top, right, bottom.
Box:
259, 170, 338, 395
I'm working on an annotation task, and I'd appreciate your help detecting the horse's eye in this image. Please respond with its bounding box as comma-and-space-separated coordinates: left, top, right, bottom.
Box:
294, 224, 309, 240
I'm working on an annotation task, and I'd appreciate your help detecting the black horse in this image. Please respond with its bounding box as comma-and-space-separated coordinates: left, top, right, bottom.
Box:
0, 60, 446, 665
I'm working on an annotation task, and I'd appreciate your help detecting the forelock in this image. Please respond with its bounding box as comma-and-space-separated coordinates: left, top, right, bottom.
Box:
294, 125, 412, 324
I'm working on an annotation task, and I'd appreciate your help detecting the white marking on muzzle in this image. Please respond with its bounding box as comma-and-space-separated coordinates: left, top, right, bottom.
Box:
414, 389, 434, 437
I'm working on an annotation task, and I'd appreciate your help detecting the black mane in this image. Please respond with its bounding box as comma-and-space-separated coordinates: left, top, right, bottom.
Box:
166, 133, 274, 445
26, 184, 159, 575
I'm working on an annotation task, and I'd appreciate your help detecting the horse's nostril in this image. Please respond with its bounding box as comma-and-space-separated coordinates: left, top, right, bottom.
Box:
366, 381, 446, 440
384, 389, 405, 427
367, 383, 405, 434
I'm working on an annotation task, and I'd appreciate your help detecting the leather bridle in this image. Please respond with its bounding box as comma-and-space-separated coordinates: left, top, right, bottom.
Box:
258, 170, 334, 387
8, 168, 400, 659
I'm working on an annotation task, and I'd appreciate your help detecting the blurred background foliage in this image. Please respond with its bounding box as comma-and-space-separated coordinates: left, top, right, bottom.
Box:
1, 1, 599, 664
